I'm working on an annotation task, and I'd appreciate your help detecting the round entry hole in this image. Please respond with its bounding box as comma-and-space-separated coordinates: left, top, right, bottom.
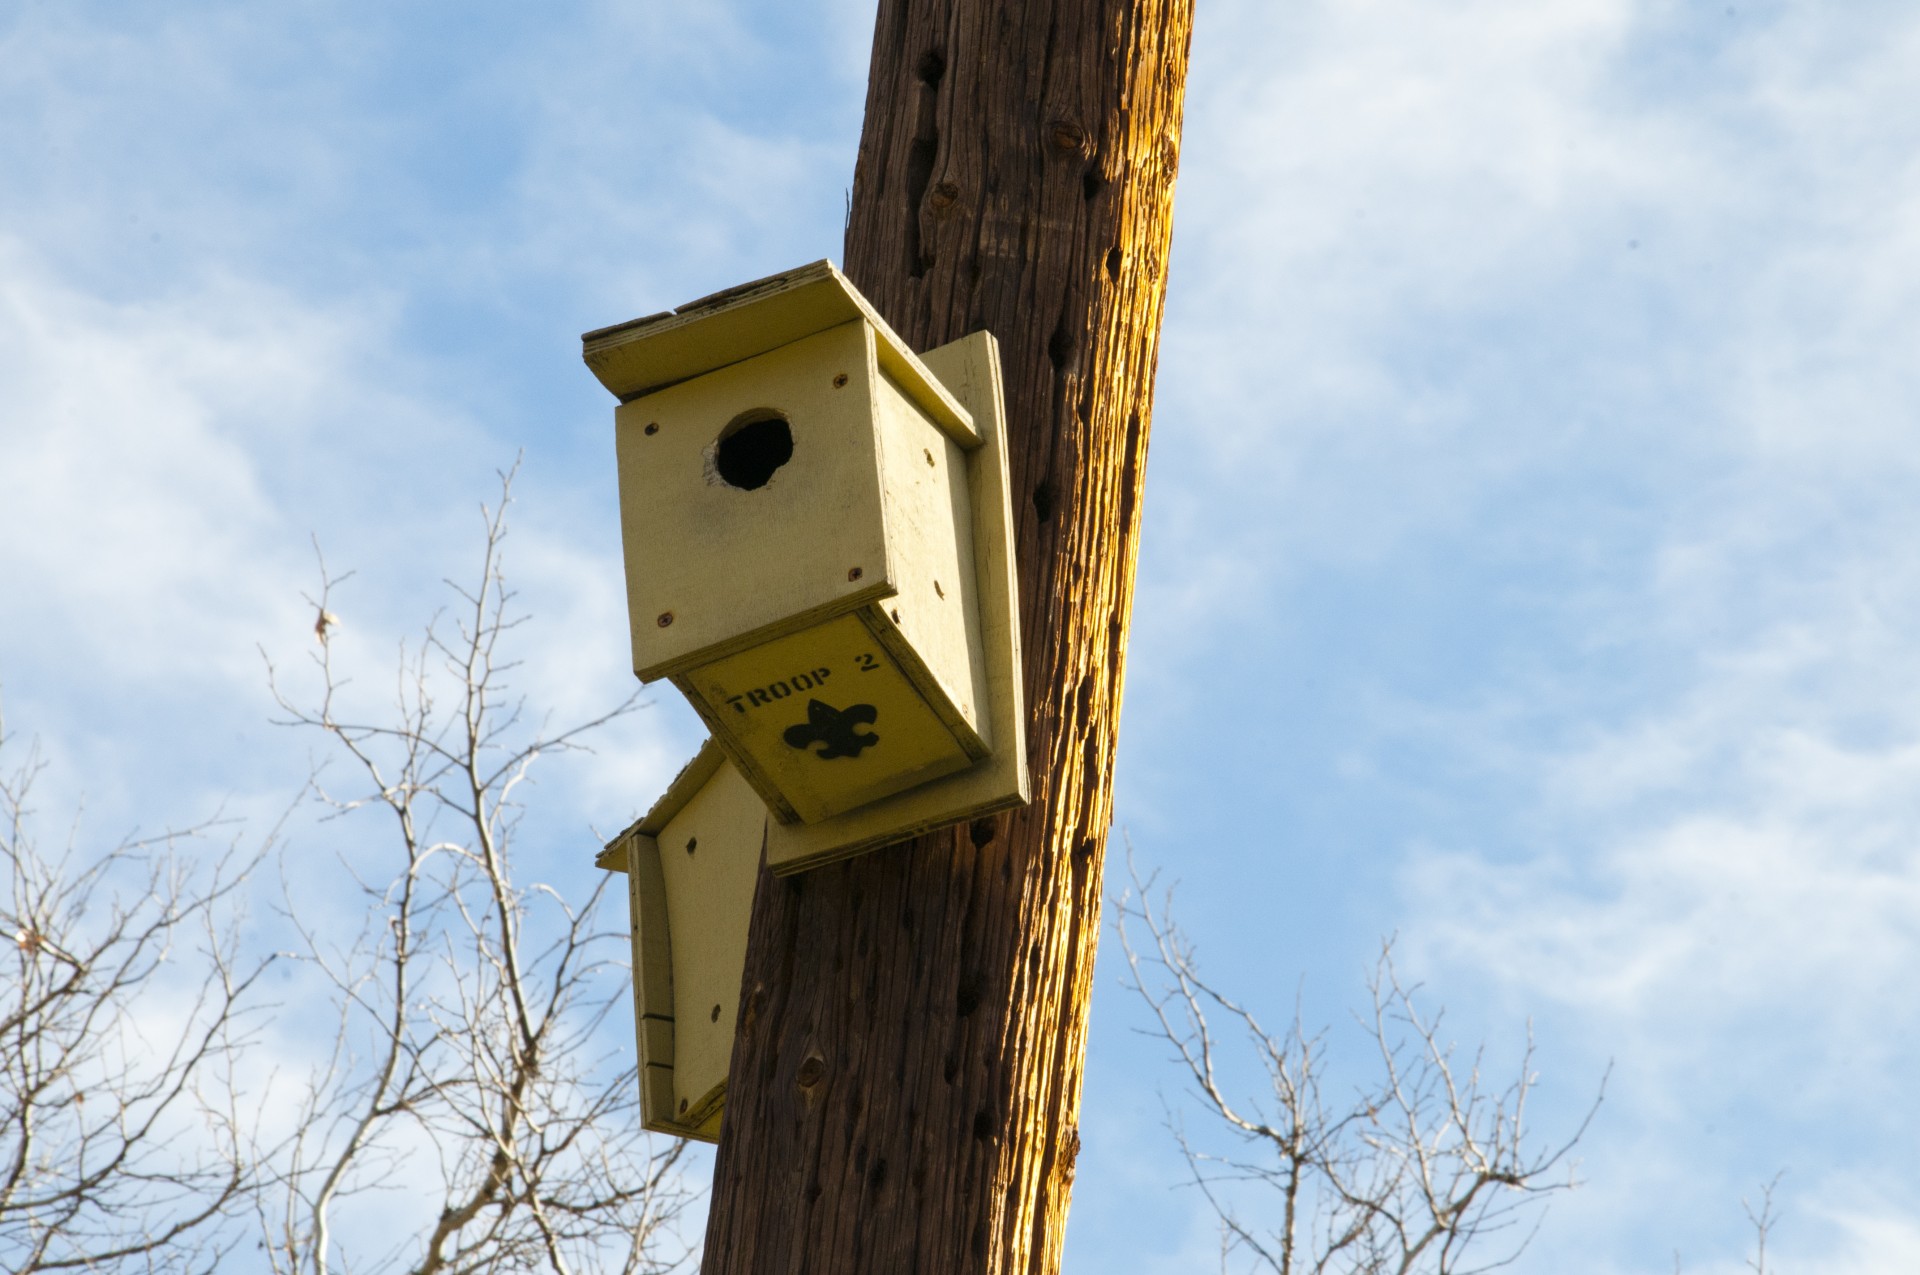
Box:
715, 412, 793, 490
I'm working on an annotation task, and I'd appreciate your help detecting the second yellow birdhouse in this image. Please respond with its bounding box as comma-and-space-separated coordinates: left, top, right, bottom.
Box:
584, 262, 1003, 828
597, 740, 766, 1142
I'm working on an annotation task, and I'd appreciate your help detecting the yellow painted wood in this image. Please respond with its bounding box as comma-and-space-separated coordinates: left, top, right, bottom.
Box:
679, 610, 982, 825
602, 267, 1007, 831
609, 824, 682, 1132
654, 750, 764, 1138
870, 368, 992, 751
583, 260, 977, 446
591, 267, 1022, 864
602, 740, 767, 1143
766, 331, 1030, 873
615, 321, 896, 682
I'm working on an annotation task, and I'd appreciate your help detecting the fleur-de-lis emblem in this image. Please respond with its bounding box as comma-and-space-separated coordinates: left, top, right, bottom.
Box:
782, 699, 880, 759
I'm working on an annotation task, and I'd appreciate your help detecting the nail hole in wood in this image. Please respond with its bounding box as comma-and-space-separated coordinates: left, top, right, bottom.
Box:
1032, 480, 1055, 524
1048, 317, 1075, 370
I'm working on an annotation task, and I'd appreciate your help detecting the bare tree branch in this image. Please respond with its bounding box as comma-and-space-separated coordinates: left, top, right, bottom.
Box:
258, 464, 692, 1275
6, 466, 696, 1273
1115, 839, 1605, 1275
2, 700, 275, 1272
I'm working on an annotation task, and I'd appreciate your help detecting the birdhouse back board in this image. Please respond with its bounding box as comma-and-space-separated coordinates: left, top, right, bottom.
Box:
615, 320, 896, 681
678, 608, 985, 824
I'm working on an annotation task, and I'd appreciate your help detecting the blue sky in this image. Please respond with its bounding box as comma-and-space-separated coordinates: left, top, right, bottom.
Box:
5, 1, 1919, 1271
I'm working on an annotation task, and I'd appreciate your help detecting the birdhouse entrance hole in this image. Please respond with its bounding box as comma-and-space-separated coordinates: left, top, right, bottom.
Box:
714, 412, 793, 490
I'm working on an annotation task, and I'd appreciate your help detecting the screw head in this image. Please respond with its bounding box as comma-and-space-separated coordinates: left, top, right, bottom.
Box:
643, 422, 659, 436
710, 1003, 722, 1023
832, 372, 849, 388
847, 566, 863, 582
657, 612, 673, 627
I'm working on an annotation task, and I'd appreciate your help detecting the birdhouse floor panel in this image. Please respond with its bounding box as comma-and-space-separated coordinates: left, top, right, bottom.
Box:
682, 611, 980, 825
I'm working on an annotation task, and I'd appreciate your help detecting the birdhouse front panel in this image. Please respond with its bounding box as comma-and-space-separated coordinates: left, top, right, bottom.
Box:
679, 610, 985, 824
614, 320, 895, 681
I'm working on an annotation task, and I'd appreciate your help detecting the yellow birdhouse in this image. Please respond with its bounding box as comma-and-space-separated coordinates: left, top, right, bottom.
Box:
597, 740, 766, 1142
585, 262, 1028, 870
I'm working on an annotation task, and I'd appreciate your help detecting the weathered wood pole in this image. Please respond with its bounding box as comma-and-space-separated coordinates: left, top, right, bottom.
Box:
703, 2, 1193, 1271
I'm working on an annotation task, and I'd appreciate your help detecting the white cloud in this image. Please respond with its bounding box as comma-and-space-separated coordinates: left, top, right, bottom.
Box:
0, 244, 308, 719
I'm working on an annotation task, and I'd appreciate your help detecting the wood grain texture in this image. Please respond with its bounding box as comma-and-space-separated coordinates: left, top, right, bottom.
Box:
703, 1, 1193, 1271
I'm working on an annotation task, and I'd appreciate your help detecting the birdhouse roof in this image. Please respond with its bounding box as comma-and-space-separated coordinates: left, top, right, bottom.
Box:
581, 260, 978, 446
595, 738, 732, 871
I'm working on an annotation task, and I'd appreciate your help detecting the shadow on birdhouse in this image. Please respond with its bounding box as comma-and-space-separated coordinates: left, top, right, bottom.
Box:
596, 740, 765, 1142
585, 261, 1028, 872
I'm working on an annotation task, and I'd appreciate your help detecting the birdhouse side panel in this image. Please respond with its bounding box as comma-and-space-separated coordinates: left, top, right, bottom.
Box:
614, 321, 894, 681
655, 759, 766, 1130
870, 370, 992, 754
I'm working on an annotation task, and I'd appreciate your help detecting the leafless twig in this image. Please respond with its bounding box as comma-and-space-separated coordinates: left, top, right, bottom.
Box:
258, 464, 692, 1275
1, 700, 275, 1272
1115, 841, 1604, 1275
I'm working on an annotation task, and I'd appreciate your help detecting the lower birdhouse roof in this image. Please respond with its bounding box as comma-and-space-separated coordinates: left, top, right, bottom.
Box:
581, 259, 978, 447
595, 738, 734, 871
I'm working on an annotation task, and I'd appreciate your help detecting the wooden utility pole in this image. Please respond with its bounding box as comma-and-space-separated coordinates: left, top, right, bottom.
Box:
703, 3, 1193, 1271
